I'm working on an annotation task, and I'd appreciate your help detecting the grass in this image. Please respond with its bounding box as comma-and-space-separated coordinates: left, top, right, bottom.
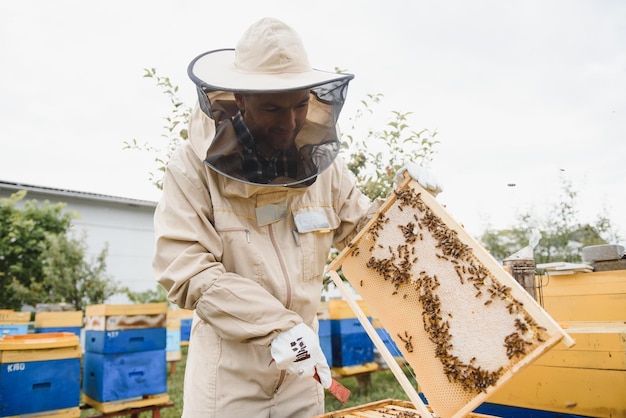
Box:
80, 346, 414, 417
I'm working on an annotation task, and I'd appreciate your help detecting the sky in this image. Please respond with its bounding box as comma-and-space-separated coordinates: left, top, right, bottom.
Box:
1, 0, 625, 247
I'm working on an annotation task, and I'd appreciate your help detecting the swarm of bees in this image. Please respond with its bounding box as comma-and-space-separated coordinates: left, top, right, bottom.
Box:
393, 412, 420, 418
353, 187, 548, 395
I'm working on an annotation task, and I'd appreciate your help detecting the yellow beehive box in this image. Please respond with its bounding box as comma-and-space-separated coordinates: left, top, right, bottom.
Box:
166, 308, 194, 319
329, 299, 371, 319
489, 321, 626, 417
35, 311, 83, 328
539, 270, 626, 321
2, 406, 81, 418
84, 303, 168, 330
85, 302, 168, 317
0, 310, 31, 324
166, 350, 182, 362
167, 315, 181, 330
81, 393, 170, 415
317, 300, 330, 320
0, 332, 81, 363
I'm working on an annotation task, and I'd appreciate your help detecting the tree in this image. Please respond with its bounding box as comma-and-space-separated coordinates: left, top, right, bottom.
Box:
0, 191, 121, 310
38, 233, 119, 311
124, 68, 191, 190
342, 93, 439, 200
479, 176, 621, 264
123, 285, 169, 304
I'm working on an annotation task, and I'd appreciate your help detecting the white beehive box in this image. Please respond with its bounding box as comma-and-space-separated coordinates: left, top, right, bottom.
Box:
327, 176, 574, 418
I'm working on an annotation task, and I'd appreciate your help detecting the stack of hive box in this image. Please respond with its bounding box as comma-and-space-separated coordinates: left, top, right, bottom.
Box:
0, 310, 30, 337
34, 311, 83, 337
316, 301, 333, 367
168, 309, 194, 347
81, 303, 169, 411
166, 310, 182, 363
485, 269, 626, 417
0, 332, 81, 417
167, 308, 193, 348
329, 299, 375, 368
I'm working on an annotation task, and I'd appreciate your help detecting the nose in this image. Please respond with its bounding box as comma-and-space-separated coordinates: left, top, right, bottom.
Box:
278, 108, 298, 131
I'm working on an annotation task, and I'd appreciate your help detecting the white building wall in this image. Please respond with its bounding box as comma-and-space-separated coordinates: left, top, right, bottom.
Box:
0, 181, 158, 303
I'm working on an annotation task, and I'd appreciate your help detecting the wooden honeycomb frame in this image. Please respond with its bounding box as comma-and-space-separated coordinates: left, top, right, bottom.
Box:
327, 176, 574, 418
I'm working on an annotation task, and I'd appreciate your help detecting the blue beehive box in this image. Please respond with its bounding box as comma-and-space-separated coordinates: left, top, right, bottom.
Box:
180, 318, 192, 344
0, 332, 81, 416
167, 309, 194, 346
329, 300, 374, 367
330, 317, 374, 367
82, 349, 167, 402
82, 303, 169, 404
0, 324, 28, 337
0, 310, 31, 337
318, 319, 332, 366
375, 327, 401, 356
85, 328, 166, 354
36, 326, 81, 336
166, 327, 181, 353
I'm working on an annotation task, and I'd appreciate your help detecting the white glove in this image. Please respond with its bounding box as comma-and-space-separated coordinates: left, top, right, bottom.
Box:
270, 323, 332, 388
395, 162, 443, 197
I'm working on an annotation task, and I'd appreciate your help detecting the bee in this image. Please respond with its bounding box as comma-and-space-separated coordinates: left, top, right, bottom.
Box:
397, 331, 414, 353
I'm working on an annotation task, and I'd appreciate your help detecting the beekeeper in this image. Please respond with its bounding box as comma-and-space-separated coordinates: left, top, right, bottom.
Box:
153, 17, 442, 417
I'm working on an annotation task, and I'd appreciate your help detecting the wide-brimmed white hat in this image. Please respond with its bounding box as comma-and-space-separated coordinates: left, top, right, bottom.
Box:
188, 17, 353, 92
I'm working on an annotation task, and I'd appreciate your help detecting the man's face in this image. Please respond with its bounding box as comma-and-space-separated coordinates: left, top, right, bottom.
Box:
235, 89, 310, 158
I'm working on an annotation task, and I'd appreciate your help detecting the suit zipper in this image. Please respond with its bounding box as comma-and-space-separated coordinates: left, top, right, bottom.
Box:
268, 223, 292, 309
268, 223, 291, 392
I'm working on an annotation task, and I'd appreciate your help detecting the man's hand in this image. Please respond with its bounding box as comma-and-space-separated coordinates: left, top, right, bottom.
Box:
395, 162, 443, 197
270, 323, 332, 388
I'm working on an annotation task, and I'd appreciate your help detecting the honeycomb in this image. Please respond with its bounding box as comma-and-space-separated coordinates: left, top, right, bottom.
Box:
328, 178, 574, 418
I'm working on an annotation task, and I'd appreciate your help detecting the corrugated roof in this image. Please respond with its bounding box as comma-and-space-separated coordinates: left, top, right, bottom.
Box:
0, 180, 158, 208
